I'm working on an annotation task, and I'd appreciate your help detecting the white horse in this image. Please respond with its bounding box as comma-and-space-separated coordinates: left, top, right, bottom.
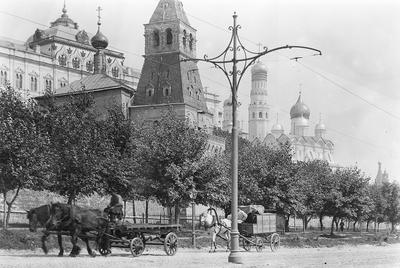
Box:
199, 208, 231, 252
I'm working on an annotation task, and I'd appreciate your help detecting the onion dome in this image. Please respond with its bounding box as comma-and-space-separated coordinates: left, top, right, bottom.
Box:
251, 61, 268, 80
91, 28, 108, 49
290, 92, 310, 119
50, 3, 78, 29
315, 122, 326, 131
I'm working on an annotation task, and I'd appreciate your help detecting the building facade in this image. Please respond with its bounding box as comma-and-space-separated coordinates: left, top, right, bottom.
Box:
0, 4, 140, 98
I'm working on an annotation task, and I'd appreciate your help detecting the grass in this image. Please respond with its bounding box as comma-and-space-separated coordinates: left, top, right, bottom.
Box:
0, 228, 399, 252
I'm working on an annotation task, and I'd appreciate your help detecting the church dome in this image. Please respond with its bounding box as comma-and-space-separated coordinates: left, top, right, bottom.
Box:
272, 123, 284, 132
223, 95, 232, 106
91, 28, 109, 49
315, 122, 326, 131
290, 93, 310, 119
251, 61, 268, 80
50, 4, 78, 29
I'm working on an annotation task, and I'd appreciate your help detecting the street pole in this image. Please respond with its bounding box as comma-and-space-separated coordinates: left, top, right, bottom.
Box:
192, 201, 196, 248
182, 12, 321, 264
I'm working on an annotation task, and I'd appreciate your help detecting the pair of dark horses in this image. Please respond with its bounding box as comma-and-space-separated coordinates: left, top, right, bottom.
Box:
27, 202, 117, 257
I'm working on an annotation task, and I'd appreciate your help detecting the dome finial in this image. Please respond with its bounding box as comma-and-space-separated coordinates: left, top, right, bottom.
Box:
61, 0, 67, 17
96, 6, 102, 28
276, 113, 279, 124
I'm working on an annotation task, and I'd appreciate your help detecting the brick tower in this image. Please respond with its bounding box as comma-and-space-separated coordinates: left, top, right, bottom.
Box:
130, 0, 212, 130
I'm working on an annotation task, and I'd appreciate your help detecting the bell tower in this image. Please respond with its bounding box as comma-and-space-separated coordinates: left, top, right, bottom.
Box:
131, 0, 212, 130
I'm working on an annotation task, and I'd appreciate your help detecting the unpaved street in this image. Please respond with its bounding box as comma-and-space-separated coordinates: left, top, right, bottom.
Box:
0, 244, 399, 268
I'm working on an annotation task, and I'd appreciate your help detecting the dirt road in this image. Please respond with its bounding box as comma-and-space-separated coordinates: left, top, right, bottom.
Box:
0, 244, 399, 268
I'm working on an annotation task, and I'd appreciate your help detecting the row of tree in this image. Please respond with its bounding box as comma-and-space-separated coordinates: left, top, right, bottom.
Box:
1, 85, 399, 234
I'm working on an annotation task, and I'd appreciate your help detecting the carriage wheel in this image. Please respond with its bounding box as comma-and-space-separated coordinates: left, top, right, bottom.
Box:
242, 238, 252, 251
255, 237, 263, 252
164, 232, 178, 256
130, 237, 145, 257
270, 233, 280, 252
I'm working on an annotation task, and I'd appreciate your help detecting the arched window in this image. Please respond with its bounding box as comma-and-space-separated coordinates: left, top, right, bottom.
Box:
30, 76, 37, 92
60, 81, 67, 88
163, 86, 171, 96
15, 73, 23, 89
182, 30, 187, 47
0, 70, 6, 85
146, 84, 154, 97
259, 112, 262, 118
112, 67, 119, 77
58, 54, 67, 66
166, 28, 173, 44
72, 57, 80, 69
252, 112, 255, 119
189, 33, 193, 50
45, 79, 52, 93
153, 30, 160, 46
86, 61, 93, 72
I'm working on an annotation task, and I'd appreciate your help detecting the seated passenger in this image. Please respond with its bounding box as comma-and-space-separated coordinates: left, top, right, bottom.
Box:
104, 193, 123, 222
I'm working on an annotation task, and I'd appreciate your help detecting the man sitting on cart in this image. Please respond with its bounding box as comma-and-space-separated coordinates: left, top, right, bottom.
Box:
227, 208, 248, 223
104, 193, 124, 223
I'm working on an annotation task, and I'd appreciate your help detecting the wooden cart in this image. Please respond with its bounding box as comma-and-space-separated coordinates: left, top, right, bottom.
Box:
238, 213, 281, 252
97, 222, 181, 257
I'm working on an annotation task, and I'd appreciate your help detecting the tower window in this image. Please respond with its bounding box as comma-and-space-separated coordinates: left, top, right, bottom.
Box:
72, 57, 80, 69
163, 86, 171, 96
189, 33, 193, 50
166, 28, 173, 44
182, 30, 187, 47
265, 112, 268, 118
30, 76, 37, 92
153, 30, 160, 46
252, 112, 255, 119
259, 112, 262, 118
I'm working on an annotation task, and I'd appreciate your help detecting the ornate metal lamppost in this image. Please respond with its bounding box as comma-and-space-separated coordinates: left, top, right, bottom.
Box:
184, 13, 321, 264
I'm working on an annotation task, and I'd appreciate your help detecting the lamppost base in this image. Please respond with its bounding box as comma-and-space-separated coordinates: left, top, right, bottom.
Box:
228, 251, 242, 264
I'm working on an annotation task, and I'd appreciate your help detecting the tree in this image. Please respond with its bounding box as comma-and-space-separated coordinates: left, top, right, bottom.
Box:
41, 92, 113, 204
133, 109, 209, 223
0, 85, 51, 229
381, 182, 400, 232
295, 160, 333, 231
324, 167, 370, 235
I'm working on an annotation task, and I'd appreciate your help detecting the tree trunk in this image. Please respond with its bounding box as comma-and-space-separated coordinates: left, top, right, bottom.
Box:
132, 200, 136, 224
334, 218, 339, 231
123, 200, 126, 221
353, 221, 357, 232
168, 207, 172, 224
330, 215, 336, 236
174, 204, 180, 224
2, 192, 6, 230
392, 222, 395, 233
366, 220, 370, 232
145, 199, 149, 224
67, 194, 75, 205
319, 214, 324, 231
302, 216, 306, 232
5, 186, 21, 229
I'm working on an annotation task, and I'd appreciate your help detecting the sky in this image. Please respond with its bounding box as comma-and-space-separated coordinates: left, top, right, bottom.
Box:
0, 0, 399, 183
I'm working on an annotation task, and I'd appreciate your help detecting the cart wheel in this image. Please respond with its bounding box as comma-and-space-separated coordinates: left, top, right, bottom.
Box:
164, 232, 178, 256
99, 248, 111, 256
130, 237, 145, 257
242, 238, 252, 251
255, 237, 263, 252
270, 233, 280, 252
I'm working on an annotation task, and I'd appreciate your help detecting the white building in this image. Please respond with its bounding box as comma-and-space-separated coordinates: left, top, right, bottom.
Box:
247, 61, 335, 165
0, 4, 140, 98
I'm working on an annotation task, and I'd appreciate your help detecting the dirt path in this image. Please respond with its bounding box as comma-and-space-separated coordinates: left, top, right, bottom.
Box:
0, 244, 399, 268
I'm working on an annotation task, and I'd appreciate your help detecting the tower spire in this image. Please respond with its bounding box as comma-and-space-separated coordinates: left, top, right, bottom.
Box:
62, 0, 67, 16
96, 6, 102, 29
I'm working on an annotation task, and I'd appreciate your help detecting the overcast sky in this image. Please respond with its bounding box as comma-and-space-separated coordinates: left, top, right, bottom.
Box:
1, 0, 399, 183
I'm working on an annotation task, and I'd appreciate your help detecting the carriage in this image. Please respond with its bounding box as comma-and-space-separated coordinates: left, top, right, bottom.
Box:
96, 221, 180, 257
237, 205, 283, 252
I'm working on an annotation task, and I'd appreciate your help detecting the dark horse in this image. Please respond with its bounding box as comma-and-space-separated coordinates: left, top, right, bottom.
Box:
47, 203, 108, 257
27, 204, 66, 256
